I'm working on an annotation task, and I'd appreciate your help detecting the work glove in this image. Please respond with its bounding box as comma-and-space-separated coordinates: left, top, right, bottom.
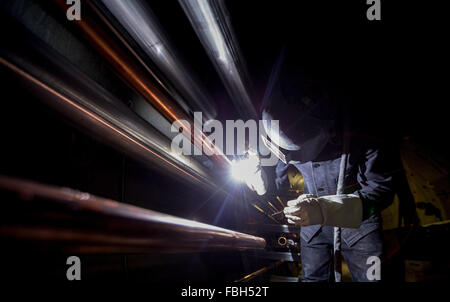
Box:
283, 193, 363, 228
231, 151, 268, 195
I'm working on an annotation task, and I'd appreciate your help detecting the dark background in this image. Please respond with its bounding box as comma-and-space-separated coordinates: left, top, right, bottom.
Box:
149, 0, 448, 158
0, 0, 448, 283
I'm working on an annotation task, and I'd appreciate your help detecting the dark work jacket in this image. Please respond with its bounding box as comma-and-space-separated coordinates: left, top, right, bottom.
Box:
274, 135, 398, 246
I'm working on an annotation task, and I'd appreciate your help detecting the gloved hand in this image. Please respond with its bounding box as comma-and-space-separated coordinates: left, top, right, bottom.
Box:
231, 151, 268, 195
283, 193, 363, 228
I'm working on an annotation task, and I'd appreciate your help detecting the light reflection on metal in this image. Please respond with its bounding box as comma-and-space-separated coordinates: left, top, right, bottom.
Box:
270, 210, 284, 218
252, 203, 279, 224
276, 196, 286, 208
0, 176, 266, 253
277, 236, 296, 247
234, 260, 284, 282
95, 0, 217, 121
267, 201, 280, 213
0, 47, 216, 190
54, 0, 230, 166
179, 0, 257, 119
74, 9, 183, 123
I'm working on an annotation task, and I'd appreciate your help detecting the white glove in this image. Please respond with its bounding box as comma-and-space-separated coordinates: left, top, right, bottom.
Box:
283, 193, 363, 228
231, 151, 268, 195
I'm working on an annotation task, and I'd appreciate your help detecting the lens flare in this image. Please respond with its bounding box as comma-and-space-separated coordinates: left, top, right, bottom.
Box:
230, 152, 259, 182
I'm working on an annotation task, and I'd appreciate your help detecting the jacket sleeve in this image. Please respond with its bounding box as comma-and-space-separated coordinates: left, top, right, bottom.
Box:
354, 145, 399, 219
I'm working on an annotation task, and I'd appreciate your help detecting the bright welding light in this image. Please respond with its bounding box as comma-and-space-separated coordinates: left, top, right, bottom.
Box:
231, 151, 268, 195
230, 151, 259, 182
230, 158, 246, 182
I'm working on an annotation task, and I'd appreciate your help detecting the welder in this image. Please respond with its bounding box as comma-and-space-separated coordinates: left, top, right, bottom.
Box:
242, 53, 399, 282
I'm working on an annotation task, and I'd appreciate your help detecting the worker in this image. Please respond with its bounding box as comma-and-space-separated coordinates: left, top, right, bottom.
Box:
242, 54, 399, 282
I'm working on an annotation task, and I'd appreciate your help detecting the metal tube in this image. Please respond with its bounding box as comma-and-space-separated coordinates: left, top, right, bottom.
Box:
234, 260, 284, 282
0, 51, 216, 191
53, 0, 230, 167
179, 0, 257, 120
333, 153, 347, 282
94, 0, 218, 121
277, 236, 287, 246
334, 117, 350, 282
0, 175, 266, 253
0, 19, 224, 191
277, 236, 296, 247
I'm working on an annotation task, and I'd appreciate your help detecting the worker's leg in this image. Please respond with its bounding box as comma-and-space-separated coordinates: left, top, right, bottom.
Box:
300, 226, 334, 282
341, 227, 383, 282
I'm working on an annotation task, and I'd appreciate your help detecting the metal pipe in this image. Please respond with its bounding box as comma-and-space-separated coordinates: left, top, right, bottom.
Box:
0, 32, 218, 191
179, 0, 257, 120
93, 0, 218, 121
0, 175, 266, 253
333, 154, 346, 282
333, 117, 350, 282
277, 236, 296, 248
53, 0, 230, 167
234, 260, 284, 282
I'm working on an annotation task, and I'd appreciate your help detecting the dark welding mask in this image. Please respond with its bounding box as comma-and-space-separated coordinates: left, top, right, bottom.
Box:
261, 108, 332, 163
260, 48, 337, 163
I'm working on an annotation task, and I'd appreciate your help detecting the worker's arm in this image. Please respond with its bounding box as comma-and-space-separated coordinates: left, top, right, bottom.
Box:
284, 145, 398, 228
353, 145, 398, 220
283, 194, 363, 228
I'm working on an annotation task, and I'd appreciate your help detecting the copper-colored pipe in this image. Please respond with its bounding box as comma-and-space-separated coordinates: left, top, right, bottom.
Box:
0, 55, 211, 189
54, 0, 230, 166
0, 175, 266, 252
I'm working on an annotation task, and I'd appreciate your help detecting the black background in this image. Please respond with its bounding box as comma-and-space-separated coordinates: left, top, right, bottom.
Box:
0, 0, 448, 288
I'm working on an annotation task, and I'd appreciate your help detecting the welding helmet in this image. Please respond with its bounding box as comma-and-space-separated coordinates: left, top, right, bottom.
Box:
260, 65, 335, 163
